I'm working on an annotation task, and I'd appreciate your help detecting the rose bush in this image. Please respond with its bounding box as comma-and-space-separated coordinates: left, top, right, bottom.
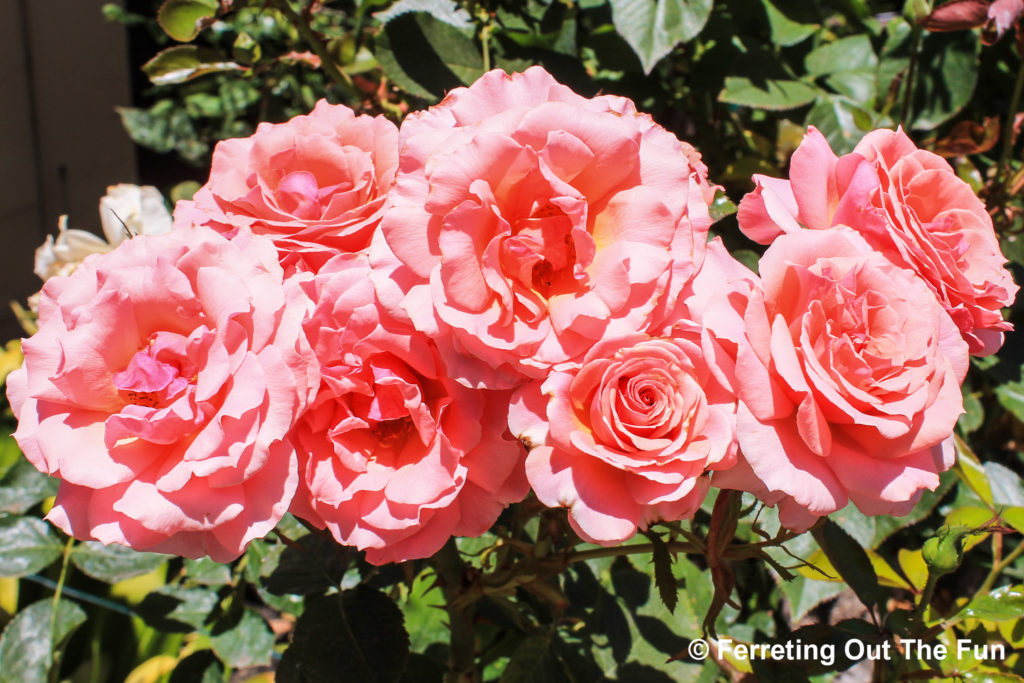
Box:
738, 126, 1017, 355
176, 99, 399, 272
289, 254, 528, 564
7, 226, 318, 561
374, 66, 716, 389
714, 228, 970, 529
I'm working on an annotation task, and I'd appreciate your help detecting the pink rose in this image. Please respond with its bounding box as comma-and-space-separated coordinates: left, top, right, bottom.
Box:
177, 100, 399, 271
508, 242, 748, 544
289, 254, 528, 564
6, 226, 319, 561
374, 67, 716, 388
738, 126, 1017, 355
715, 228, 969, 529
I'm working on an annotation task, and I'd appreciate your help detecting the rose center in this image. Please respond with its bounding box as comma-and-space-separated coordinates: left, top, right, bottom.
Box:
505, 202, 579, 298
371, 416, 413, 449
113, 335, 194, 408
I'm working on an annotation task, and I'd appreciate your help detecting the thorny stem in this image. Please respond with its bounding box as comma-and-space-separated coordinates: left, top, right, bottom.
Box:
566, 541, 699, 564
998, 60, 1024, 182
977, 535, 1024, 596
436, 539, 479, 683
269, 0, 354, 91
900, 25, 923, 126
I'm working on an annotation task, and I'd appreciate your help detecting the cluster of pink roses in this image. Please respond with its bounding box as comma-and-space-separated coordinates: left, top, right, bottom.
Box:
8, 68, 1017, 563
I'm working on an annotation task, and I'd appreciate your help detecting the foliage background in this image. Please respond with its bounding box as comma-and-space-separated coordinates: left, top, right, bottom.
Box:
2, 0, 1024, 681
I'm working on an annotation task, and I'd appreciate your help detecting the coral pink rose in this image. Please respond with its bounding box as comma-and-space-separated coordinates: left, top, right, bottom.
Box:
715, 228, 969, 529
177, 99, 398, 271
6, 226, 319, 561
738, 126, 1017, 355
289, 254, 528, 564
508, 242, 749, 543
374, 66, 716, 388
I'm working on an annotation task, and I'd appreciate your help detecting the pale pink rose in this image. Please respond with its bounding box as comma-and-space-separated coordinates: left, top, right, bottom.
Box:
373, 66, 716, 389
714, 228, 970, 529
508, 241, 749, 544
6, 226, 319, 561
738, 126, 1017, 355
289, 254, 528, 564
176, 99, 399, 271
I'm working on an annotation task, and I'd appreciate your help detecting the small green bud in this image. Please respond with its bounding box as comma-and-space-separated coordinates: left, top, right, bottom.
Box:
922, 528, 968, 576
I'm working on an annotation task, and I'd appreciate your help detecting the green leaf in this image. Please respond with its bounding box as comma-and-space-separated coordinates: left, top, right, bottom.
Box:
499, 635, 561, 683
721, 76, 819, 111
0, 516, 62, 577
806, 35, 877, 76
959, 386, 984, 435
262, 533, 349, 596
232, 31, 261, 66
169, 650, 223, 683
170, 180, 201, 203
184, 557, 231, 586
157, 0, 218, 42
710, 190, 738, 222
374, 0, 473, 29
609, 0, 712, 73
912, 29, 980, 130
117, 101, 209, 164
0, 458, 58, 515
137, 585, 219, 632
210, 609, 274, 668
646, 532, 678, 614
142, 46, 243, 86
955, 435, 995, 508
760, 0, 820, 47
374, 13, 484, 101
0, 598, 87, 683
71, 542, 167, 583
278, 588, 410, 683
0, 437, 21, 480
720, 44, 819, 111
959, 585, 1024, 623
984, 462, 1024, 507
777, 574, 846, 622
826, 504, 877, 550
805, 95, 871, 155
401, 571, 447, 653
996, 378, 1024, 424
812, 519, 884, 610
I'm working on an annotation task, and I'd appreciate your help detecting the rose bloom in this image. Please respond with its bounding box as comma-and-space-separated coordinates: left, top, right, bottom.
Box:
289, 254, 528, 564
374, 66, 716, 389
714, 228, 969, 529
7, 226, 318, 561
177, 99, 398, 271
738, 126, 1017, 355
508, 242, 749, 544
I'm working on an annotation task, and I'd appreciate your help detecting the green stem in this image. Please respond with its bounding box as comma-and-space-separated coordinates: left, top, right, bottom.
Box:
269, 0, 354, 91
900, 25, 923, 126
976, 537, 1024, 597
480, 23, 492, 73
48, 536, 75, 683
435, 539, 478, 683
999, 60, 1024, 182
913, 573, 939, 626
566, 541, 698, 564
